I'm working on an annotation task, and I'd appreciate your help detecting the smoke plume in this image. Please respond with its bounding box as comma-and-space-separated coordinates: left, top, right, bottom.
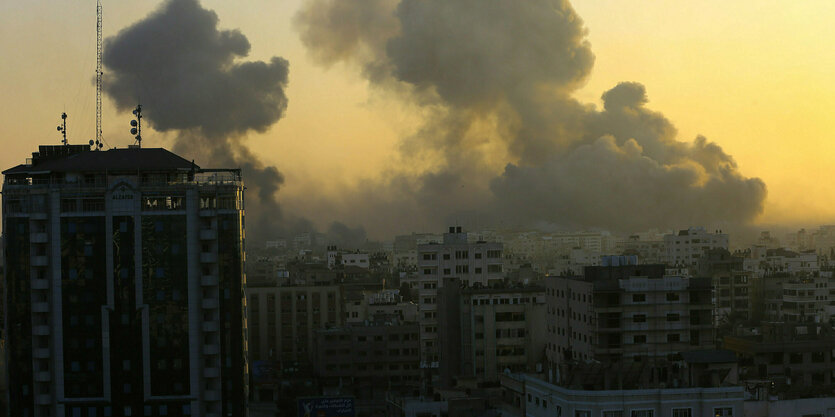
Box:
103, 0, 303, 242
295, 0, 767, 235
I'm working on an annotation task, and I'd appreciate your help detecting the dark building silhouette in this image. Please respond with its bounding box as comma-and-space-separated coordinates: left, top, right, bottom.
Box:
3, 145, 247, 417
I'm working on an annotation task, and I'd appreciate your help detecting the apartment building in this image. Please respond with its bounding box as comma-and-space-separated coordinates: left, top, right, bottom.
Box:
312, 320, 421, 394
664, 227, 729, 273
698, 249, 760, 323
245, 284, 343, 364
546, 262, 715, 375
725, 322, 835, 390
415, 227, 504, 365
437, 280, 546, 385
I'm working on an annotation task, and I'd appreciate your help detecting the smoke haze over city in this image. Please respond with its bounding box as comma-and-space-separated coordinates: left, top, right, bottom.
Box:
2, 0, 834, 240
96, 0, 767, 241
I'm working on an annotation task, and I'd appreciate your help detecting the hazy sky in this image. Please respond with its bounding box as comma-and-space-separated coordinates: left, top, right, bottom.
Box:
1, 0, 833, 237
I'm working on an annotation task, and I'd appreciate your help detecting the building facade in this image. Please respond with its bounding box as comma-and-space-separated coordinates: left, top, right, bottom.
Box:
664, 227, 729, 273
245, 283, 343, 365
503, 373, 744, 417
3, 145, 247, 417
415, 227, 504, 365
546, 263, 715, 374
312, 320, 421, 395
438, 281, 546, 385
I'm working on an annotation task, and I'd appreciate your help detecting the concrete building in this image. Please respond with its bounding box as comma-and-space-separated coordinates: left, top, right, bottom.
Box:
245, 283, 343, 364
664, 227, 729, 273
345, 289, 418, 324
758, 271, 830, 323
2, 145, 247, 417
546, 262, 715, 374
326, 246, 370, 269
544, 276, 595, 367
416, 227, 504, 365
502, 373, 744, 417
698, 249, 760, 323
312, 320, 421, 395
724, 322, 835, 391
623, 235, 666, 264
437, 280, 546, 385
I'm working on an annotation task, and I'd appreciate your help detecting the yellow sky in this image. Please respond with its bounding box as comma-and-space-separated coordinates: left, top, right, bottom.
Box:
1, 0, 834, 229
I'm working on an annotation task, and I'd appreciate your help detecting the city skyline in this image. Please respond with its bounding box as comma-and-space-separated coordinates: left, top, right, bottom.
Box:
1, 0, 834, 240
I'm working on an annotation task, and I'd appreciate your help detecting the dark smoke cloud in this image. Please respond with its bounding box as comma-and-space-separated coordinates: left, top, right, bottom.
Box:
103, 0, 314, 242
295, 0, 767, 235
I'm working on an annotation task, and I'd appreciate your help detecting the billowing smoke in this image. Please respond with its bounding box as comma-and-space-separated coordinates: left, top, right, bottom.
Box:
295, 0, 766, 235
103, 0, 303, 242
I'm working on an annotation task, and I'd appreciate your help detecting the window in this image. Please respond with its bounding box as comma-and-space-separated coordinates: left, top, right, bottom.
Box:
666, 313, 680, 322
630, 410, 654, 417
667, 333, 680, 342
603, 412, 624, 417
632, 294, 646, 303
575, 411, 591, 417
633, 335, 647, 344
713, 407, 733, 417
672, 409, 692, 417
633, 314, 646, 323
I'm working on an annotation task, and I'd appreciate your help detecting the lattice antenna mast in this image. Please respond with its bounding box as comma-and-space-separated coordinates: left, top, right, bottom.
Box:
95, 0, 104, 150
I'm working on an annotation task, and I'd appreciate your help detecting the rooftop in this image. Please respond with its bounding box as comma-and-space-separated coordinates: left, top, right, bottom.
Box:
3, 146, 197, 176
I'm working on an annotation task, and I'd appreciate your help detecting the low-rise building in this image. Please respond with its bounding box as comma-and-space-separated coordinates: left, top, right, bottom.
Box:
502, 373, 744, 417
724, 322, 835, 391
312, 320, 421, 395
664, 227, 729, 273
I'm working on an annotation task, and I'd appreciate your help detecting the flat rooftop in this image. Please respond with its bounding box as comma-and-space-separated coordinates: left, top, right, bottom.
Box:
3, 145, 197, 175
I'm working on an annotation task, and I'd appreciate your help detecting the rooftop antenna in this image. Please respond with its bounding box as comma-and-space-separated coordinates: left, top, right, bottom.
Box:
57, 112, 68, 145
131, 104, 142, 147
94, 0, 104, 151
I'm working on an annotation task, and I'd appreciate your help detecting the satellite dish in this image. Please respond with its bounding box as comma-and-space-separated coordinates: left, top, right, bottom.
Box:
130, 120, 138, 127
89, 140, 95, 146
57, 126, 62, 131
130, 128, 138, 135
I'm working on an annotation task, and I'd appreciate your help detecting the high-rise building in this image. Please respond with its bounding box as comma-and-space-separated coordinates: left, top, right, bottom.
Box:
3, 145, 247, 417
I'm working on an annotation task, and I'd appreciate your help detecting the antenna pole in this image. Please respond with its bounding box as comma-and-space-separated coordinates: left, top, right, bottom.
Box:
95, 0, 103, 150
131, 104, 142, 148
57, 113, 68, 145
